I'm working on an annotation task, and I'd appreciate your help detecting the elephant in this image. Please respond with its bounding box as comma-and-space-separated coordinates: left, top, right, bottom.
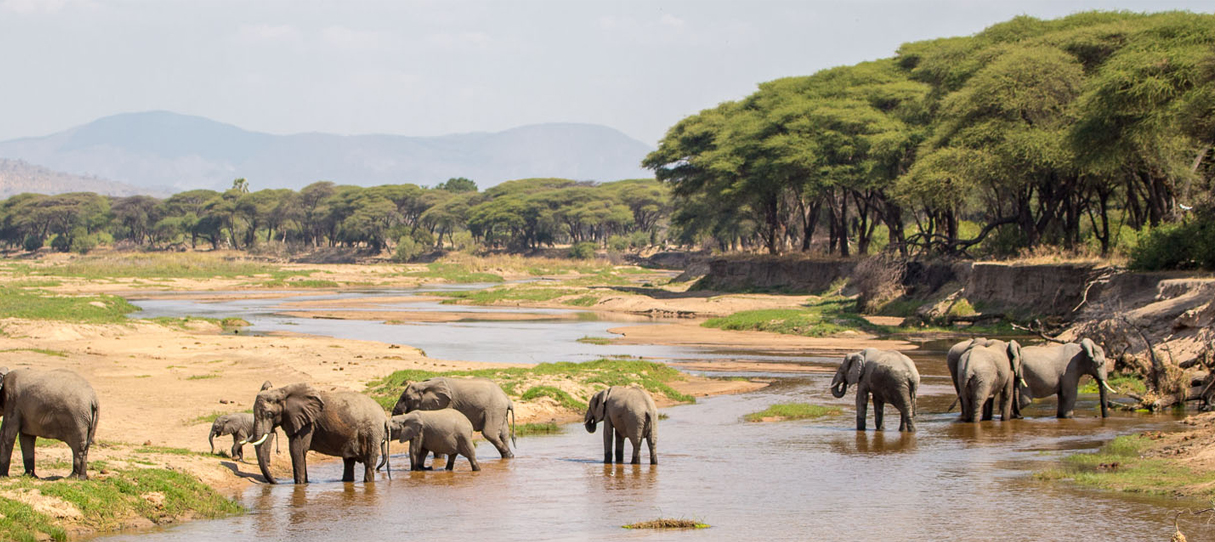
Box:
956, 340, 1023, 422
1018, 338, 1114, 418
584, 386, 658, 464
0, 367, 99, 480
247, 382, 390, 484
389, 410, 480, 471
947, 338, 1025, 418
392, 377, 515, 459
829, 348, 920, 432
208, 412, 278, 461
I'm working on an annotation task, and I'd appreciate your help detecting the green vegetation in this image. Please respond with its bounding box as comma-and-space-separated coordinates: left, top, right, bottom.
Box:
1129, 220, 1215, 271
133, 445, 203, 456
0, 288, 137, 323
146, 316, 249, 329
185, 374, 219, 381
33, 253, 311, 280
1036, 435, 1215, 496
1080, 373, 1146, 395
576, 336, 612, 345
704, 297, 881, 337
0, 348, 67, 357
645, 11, 1215, 264
515, 421, 562, 436
399, 262, 503, 283
744, 403, 843, 422
367, 358, 693, 411
439, 286, 578, 305
520, 386, 586, 411
622, 519, 709, 530
564, 295, 601, 307
0, 468, 242, 541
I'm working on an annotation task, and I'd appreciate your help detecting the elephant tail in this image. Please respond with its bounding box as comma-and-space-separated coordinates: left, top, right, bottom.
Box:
646, 409, 657, 445
909, 378, 918, 419
87, 400, 100, 449
509, 404, 517, 449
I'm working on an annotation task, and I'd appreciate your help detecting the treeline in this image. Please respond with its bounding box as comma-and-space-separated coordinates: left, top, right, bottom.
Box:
644, 11, 1215, 259
0, 177, 670, 257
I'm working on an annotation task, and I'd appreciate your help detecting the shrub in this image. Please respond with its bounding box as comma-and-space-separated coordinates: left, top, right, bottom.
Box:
394, 235, 423, 263
607, 235, 629, 252
1129, 218, 1215, 271
22, 234, 42, 252
569, 242, 597, 260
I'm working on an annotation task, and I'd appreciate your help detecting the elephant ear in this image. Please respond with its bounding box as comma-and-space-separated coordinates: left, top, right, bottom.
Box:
592, 388, 611, 421
0, 367, 8, 407
845, 353, 865, 385
420, 379, 453, 410
260, 380, 274, 391
1007, 340, 1024, 379
1080, 338, 1099, 362
282, 386, 325, 435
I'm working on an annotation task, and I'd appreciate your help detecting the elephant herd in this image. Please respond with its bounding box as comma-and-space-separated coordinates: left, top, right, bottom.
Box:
833, 337, 1113, 432
0, 336, 1108, 483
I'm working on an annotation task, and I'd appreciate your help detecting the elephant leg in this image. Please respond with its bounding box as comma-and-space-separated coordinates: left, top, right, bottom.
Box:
1000, 384, 1014, 421
409, 440, 425, 471
647, 434, 657, 465
873, 398, 886, 431
461, 440, 480, 472
482, 414, 513, 459
0, 414, 21, 477
363, 456, 376, 483
1058, 391, 1077, 419
445, 454, 456, 471
231, 436, 243, 462
289, 432, 312, 484
629, 435, 642, 465
601, 419, 614, 464
342, 458, 356, 482
18, 433, 36, 478
614, 430, 625, 464
855, 388, 870, 431
981, 398, 994, 421
419, 448, 433, 470
72, 441, 89, 480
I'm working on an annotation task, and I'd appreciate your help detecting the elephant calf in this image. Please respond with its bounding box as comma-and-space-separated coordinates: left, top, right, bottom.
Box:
390, 410, 480, 472
830, 348, 920, 432
584, 386, 658, 464
0, 367, 100, 480
208, 412, 277, 461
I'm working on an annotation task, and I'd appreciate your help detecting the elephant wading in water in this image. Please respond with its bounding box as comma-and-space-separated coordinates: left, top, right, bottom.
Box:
956, 340, 1023, 422
584, 386, 658, 464
208, 412, 277, 461
248, 382, 390, 484
830, 349, 920, 432
393, 377, 515, 459
0, 368, 100, 480
1019, 338, 1114, 418
389, 410, 480, 471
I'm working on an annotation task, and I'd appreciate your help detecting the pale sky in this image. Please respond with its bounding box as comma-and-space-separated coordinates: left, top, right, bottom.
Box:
1, 0, 1211, 145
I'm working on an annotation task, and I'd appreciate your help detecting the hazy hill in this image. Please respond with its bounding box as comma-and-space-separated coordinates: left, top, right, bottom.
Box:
0, 159, 151, 198
0, 111, 655, 192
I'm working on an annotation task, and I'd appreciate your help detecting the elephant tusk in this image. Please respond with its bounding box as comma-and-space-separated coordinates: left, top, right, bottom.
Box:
1018, 377, 1028, 388
245, 433, 270, 447
1101, 380, 1116, 394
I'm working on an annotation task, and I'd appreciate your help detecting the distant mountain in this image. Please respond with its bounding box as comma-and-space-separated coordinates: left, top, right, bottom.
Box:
0, 159, 152, 198
0, 111, 655, 192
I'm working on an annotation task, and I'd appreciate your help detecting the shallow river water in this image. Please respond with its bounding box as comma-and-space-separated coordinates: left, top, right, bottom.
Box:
101, 288, 1214, 541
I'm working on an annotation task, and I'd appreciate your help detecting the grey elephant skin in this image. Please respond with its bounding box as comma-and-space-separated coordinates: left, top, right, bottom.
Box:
955, 340, 1023, 422
584, 386, 658, 464
393, 377, 515, 459
248, 383, 389, 484
389, 410, 480, 471
208, 412, 277, 461
0, 367, 99, 480
1019, 338, 1112, 418
830, 348, 920, 432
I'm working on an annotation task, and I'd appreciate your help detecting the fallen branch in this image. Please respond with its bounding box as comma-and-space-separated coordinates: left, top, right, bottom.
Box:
1010, 319, 1068, 344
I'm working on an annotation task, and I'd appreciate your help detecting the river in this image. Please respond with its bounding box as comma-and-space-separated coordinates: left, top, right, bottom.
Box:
97, 287, 1211, 541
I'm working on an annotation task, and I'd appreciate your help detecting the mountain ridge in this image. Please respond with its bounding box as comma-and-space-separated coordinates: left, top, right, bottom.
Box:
0, 111, 655, 192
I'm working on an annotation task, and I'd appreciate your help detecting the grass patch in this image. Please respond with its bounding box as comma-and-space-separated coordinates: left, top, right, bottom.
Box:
33, 253, 311, 280
703, 297, 882, 337
520, 386, 586, 411
7, 279, 63, 289
623, 518, 709, 530
576, 336, 612, 345
1035, 434, 1215, 496
286, 279, 340, 288
133, 446, 202, 456
0, 288, 138, 323
563, 295, 600, 307
744, 403, 842, 422
146, 316, 250, 329
367, 358, 693, 411
185, 374, 219, 380
515, 421, 562, 436
1080, 373, 1147, 395
0, 348, 68, 358
0, 468, 242, 539
400, 262, 503, 283
438, 286, 578, 305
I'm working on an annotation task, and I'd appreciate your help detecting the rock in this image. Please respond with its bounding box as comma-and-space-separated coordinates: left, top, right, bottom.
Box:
143, 440, 152, 446
142, 492, 166, 509
88, 301, 107, 308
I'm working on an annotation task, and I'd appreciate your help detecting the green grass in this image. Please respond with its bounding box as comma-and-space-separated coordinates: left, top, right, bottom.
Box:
132, 446, 203, 456
0, 348, 68, 357
515, 421, 562, 436
400, 263, 503, 283
0, 468, 242, 539
367, 358, 693, 411
7, 279, 63, 289
576, 336, 612, 345
703, 297, 881, 337
438, 286, 578, 305
146, 316, 250, 329
0, 288, 139, 323
563, 295, 601, 307
185, 374, 219, 380
622, 519, 709, 530
286, 279, 340, 288
520, 386, 586, 411
1079, 373, 1147, 395
1035, 434, 1215, 496
744, 403, 843, 422
31, 253, 312, 280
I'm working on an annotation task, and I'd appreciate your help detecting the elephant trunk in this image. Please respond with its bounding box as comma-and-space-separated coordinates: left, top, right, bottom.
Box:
208, 431, 216, 455
584, 419, 597, 433
1098, 378, 1110, 418
829, 371, 847, 398
251, 419, 277, 484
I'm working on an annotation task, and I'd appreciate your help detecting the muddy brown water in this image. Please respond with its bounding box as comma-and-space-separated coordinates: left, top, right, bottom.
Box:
104, 289, 1215, 541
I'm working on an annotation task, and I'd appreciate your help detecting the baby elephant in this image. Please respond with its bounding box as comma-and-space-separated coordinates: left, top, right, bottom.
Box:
208, 412, 276, 461
584, 386, 658, 465
830, 348, 920, 432
0, 367, 100, 479
390, 410, 480, 472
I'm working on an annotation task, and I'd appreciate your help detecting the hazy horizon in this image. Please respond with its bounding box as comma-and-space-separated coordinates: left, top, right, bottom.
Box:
2, 0, 1213, 146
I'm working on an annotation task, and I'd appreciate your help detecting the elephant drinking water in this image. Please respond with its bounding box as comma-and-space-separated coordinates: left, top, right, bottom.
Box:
830, 349, 920, 432
584, 386, 657, 464
1018, 338, 1114, 418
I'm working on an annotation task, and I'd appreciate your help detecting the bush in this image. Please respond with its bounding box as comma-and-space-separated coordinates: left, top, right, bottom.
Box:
394, 235, 423, 263
607, 235, 629, 251
569, 242, 597, 260
22, 234, 42, 252
1129, 219, 1215, 271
